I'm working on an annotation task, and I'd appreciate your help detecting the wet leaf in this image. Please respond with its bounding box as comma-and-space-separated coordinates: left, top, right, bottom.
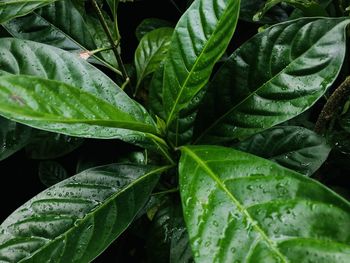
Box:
236, 126, 331, 175
0, 164, 169, 262
180, 145, 350, 262
195, 18, 350, 144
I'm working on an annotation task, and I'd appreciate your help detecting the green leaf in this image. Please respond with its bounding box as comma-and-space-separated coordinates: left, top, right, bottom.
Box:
35, 1, 96, 51
0, 0, 57, 23
0, 164, 169, 262
0, 75, 158, 134
26, 131, 83, 160
240, 0, 289, 23
0, 117, 31, 161
2, 1, 120, 71
146, 198, 193, 263
195, 18, 350, 144
179, 145, 350, 262
0, 38, 162, 150
39, 160, 68, 187
135, 18, 174, 41
236, 126, 331, 176
81, 8, 119, 68
253, 0, 327, 22
134, 27, 173, 94
162, 0, 241, 127
149, 62, 166, 120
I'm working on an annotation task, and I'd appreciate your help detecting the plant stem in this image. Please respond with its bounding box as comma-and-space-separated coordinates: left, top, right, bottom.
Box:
151, 187, 179, 196
91, 0, 129, 82
314, 76, 350, 134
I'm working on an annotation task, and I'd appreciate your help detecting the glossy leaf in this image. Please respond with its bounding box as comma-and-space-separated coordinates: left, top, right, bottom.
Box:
162, 0, 241, 126
240, 0, 289, 23
0, 0, 56, 23
253, 0, 327, 22
149, 63, 166, 119
195, 18, 350, 144
236, 126, 331, 176
135, 18, 174, 41
0, 117, 31, 161
0, 38, 161, 149
39, 161, 68, 187
26, 131, 83, 160
0, 164, 168, 262
2, 2, 116, 71
36, 1, 95, 51
179, 145, 350, 262
134, 27, 173, 93
0, 75, 158, 134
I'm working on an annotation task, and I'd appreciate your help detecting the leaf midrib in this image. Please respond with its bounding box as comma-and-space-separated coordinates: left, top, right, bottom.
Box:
17, 165, 172, 263
181, 146, 289, 262
194, 18, 349, 143
165, 0, 237, 127
136, 33, 171, 89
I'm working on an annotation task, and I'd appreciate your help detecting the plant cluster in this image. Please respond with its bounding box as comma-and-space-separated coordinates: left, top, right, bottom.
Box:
0, 0, 350, 262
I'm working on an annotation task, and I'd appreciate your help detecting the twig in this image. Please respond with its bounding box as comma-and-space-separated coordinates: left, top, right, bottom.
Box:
91, 0, 129, 82
314, 76, 350, 134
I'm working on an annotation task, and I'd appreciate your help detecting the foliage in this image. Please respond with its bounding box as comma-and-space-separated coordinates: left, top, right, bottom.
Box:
0, 0, 350, 262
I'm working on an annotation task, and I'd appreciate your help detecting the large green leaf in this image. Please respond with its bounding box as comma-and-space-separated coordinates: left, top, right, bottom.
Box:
162, 0, 241, 126
0, 164, 169, 262
179, 145, 350, 262
0, 0, 56, 23
0, 117, 31, 161
0, 75, 158, 134
195, 18, 350, 144
0, 38, 163, 150
235, 126, 331, 176
2, 1, 119, 71
134, 27, 173, 93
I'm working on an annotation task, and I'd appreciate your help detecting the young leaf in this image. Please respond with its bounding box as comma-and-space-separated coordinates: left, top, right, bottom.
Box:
0, 164, 169, 262
162, 0, 241, 126
235, 126, 331, 176
0, 0, 57, 23
179, 145, 350, 262
26, 131, 83, 160
0, 117, 31, 161
135, 18, 174, 41
195, 18, 350, 144
134, 27, 173, 94
0, 75, 158, 135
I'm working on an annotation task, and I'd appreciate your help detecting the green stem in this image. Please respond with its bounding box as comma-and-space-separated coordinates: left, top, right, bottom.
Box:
151, 187, 179, 196
146, 133, 176, 165
91, 0, 129, 82
314, 76, 350, 134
